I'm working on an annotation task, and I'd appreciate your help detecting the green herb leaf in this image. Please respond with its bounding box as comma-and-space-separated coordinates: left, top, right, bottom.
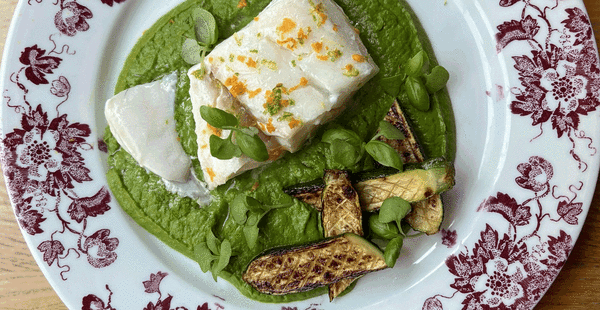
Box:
206, 230, 220, 255
331, 139, 364, 167
365, 140, 403, 171
378, 197, 412, 224
405, 76, 430, 112
369, 214, 400, 240
384, 236, 404, 268
378, 121, 405, 140
425, 66, 450, 94
379, 74, 406, 97
246, 212, 262, 227
211, 239, 231, 281
230, 195, 250, 224
181, 38, 209, 65
405, 51, 429, 77
209, 134, 242, 160
322, 128, 365, 167
235, 131, 269, 162
192, 7, 218, 46
322, 128, 362, 145
200, 106, 239, 128
243, 225, 260, 249
194, 243, 215, 273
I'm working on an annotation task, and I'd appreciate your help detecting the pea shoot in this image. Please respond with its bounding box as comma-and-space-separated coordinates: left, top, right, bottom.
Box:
194, 229, 232, 281
200, 106, 269, 162
230, 195, 293, 248
182, 7, 219, 66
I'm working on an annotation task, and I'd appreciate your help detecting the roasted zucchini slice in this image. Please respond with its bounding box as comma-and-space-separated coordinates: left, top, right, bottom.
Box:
284, 158, 454, 212
322, 170, 363, 237
379, 100, 444, 234
242, 233, 387, 295
321, 170, 363, 300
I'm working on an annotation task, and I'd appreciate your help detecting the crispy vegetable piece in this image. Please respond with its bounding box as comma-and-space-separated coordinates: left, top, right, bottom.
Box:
321, 170, 363, 300
380, 100, 444, 234
242, 233, 387, 295
284, 158, 454, 212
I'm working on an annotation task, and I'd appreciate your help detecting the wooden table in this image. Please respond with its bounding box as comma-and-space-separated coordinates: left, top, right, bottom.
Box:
1, 1, 600, 309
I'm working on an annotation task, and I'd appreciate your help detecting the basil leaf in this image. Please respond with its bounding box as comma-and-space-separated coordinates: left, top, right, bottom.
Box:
378, 120, 405, 140
211, 239, 231, 282
379, 74, 405, 97
384, 236, 404, 268
243, 225, 260, 249
365, 140, 403, 170
209, 134, 241, 160
405, 76, 430, 112
192, 7, 218, 46
200, 106, 239, 128
425, 66, 450, 94
369, 214, 400, 240
322, 128, 362, 145
405, 50, 429, 77
181, 38, 208, 65
235, 131, 269, 162
378, 197, 412, 224
331, 139, 363, 167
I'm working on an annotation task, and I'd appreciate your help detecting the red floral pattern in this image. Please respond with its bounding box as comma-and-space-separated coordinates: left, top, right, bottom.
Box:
426, 155, 582, 309
496, 2, 600, 167
2, 1, 124, 280
82, 272, 229, 310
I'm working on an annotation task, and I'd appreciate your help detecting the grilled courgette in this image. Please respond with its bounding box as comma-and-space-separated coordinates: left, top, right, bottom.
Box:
242, 233, 387, 295
380, 100, 444, 234
321, 170, 363, 300
285, 158, 454, 212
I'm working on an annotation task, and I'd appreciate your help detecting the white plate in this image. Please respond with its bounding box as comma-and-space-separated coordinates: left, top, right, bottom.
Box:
2, 0, 599, 309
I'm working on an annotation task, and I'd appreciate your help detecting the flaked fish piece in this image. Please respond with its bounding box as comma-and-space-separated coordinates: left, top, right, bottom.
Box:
205, 0, 379, 153
105, 72, 191, 182
187, 64, 285, 190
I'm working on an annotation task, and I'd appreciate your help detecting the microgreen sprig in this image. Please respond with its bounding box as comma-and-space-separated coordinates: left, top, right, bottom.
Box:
368, 197, 420, 268
230, 195, 294, 248
182, 7, 219, 65
194, 229, 232, 281
200, 106, 269, 162
321, 121, 405, 170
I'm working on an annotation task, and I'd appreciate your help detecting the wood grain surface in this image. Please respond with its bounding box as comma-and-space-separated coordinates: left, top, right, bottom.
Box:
1, 1, 600, 309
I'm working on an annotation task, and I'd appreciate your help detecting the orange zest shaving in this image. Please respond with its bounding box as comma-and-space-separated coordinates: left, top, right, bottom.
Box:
246, 57, 257, 68
289, 77, 309, 93
207, 124, 222, 137
288, 117, 301, 129
352, 54, 365, 62
311, 42, 323, 53
237, 55, 247, 62
206, 168, 216, 182
224, 75, 248, 97
265, 118, 276, 133
237, 0, 247, 8
248, 88, 262, 99
277, 18, 296, 35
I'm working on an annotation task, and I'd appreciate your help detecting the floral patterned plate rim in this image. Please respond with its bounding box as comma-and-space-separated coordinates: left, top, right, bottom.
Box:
1, 0, 599, 309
